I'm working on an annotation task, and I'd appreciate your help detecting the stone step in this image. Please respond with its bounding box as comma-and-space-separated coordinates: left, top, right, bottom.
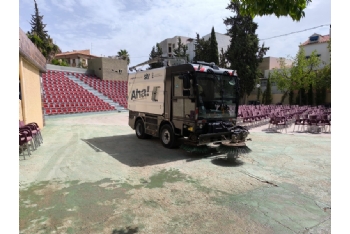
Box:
65, 74, 127, 112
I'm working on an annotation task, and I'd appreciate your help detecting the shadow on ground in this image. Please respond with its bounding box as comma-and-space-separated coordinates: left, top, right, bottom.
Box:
112, 226, 139, 234
211, 157, 245, 167
82, 134, 212, 167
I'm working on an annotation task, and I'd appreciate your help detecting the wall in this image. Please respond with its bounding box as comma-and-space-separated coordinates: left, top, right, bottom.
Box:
19, 28, 46, 71
302, 43, 330, 68
88, 58, 128, 81
19, 100, 23, 121
88, 58, 103, 78
19, 56, 43, 128
101, 58, 128, 81
258, 57, 293, 73
159, 36, 190, 58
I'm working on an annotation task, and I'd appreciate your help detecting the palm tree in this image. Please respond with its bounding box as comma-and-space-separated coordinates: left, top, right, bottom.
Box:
117, 49, 130, 65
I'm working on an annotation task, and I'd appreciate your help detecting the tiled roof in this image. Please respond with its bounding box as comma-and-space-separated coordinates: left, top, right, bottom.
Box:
300, 34, 330, 46
55, 49, 100, 58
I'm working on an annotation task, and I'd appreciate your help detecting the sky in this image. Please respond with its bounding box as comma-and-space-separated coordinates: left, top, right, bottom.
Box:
19, 0, 331, 69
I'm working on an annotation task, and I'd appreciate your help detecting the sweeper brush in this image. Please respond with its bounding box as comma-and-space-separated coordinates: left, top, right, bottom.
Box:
216, 143, 252, 154
180, 141, 252, 156
180, 126, 252, 157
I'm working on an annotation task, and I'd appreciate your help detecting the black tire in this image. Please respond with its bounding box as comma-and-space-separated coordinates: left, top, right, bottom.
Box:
160, 124, 176, 148
135, 119, 151, 139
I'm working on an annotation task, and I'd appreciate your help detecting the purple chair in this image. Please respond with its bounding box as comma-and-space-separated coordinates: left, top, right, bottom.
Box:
19, 128, 35, 157
20, 121, 43, 147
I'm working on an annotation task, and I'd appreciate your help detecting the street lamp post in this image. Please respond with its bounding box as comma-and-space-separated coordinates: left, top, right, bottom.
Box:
256, 83, 261, 104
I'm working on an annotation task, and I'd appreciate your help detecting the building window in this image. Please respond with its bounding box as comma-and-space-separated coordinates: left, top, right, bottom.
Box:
168, 43, 172, 53
309, 35, 319, 42
119, 70, 122, 73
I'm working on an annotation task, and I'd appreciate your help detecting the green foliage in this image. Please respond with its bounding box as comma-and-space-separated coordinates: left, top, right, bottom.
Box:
224, 1, 269, 99
315, 39, 331, 89
27, 0, 61, 63
193, 33, 210, 62
238, 0, 312, 21
193, 27, 220, 65
270, 47, 324, 105
117, 49, 130, 65
219, 47, 229, 68
173, 37, 189, 62
209, 27, 219, 65
149, 43, 163, 69
51, 58, 68, 66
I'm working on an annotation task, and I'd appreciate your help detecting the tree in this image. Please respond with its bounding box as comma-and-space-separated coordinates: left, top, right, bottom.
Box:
29, 0, 48, 41
270, 47, 322, 105
307, 83, 314, 105
315, 39, 331, 90
173, 37, 189, 62
117, 49, 130, 65
209, 27, 219, 65
264, 77, 273, 104
219, 47, 229, 68
27, 0, 61, 63
238, 0, 312, 21
51, 58, 69, 66
224, 1, 269, 102
288, 90, 294, 105
148, 43, 163, 69
193, 33, 210, 62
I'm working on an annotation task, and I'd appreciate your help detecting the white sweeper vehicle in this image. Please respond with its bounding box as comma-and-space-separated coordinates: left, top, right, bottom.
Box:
127, 57, 251, 159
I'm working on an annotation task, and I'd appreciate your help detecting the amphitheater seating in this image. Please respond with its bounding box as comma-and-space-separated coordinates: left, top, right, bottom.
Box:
75, 73, 128, 109
42, 70, 115, 115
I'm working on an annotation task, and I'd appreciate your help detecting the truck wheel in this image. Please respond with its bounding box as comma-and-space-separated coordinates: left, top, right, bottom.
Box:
160, 124, 176, 148
135, 119, 151, 139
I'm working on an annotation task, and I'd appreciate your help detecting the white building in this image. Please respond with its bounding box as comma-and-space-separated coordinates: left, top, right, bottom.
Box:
299, 33, 331, 68
158, 36, 192, 58
157, 32, 231, 64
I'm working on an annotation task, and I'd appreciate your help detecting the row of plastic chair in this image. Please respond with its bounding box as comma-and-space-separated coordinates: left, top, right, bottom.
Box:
293, 114, 331, 133
19, 121, 43, 159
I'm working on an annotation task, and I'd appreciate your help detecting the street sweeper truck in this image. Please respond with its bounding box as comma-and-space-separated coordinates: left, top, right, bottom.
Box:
127, 57, 251, 156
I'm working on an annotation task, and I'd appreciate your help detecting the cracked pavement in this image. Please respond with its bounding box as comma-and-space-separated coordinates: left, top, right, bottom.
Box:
19, 111, 331, 234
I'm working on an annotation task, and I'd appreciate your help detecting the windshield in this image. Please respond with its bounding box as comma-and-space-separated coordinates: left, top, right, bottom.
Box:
196, 72, 238, 119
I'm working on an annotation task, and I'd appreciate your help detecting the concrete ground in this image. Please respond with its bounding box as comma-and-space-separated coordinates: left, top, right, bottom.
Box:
19, 111, 331, 234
